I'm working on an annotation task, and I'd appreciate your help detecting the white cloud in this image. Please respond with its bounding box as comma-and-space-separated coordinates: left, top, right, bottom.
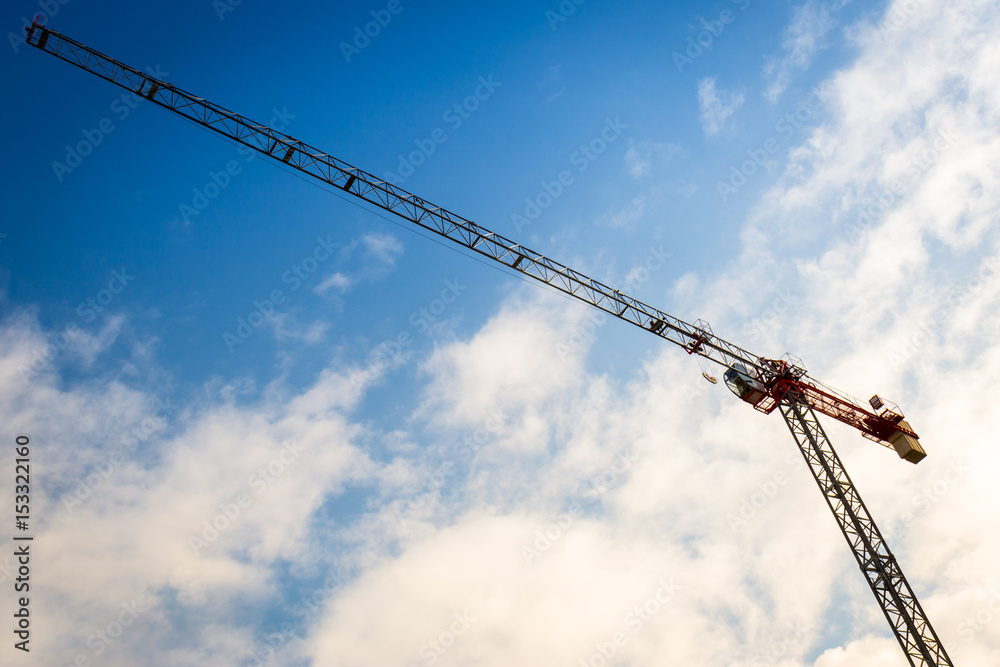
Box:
597, 182, 675, 230
0, 316, 393, 665
675, 182, 698, 197
763, 1, 843, 103
309, 513, 694, 666
415, 291, 588, 432
813, 635, 908, 665
698, 77, 745, 136
603, 140, 686, 229
600, 139, 686, 229
624, 139, 681, 179
298, 325, 853, 666
314, 271, 354, 295
361, 231, 404, 267
301, 0, 1000, 663
64, 314, 126, 366
7, 1, 1000, 664
601, 192, 648, 230
678, 0, 1000, 659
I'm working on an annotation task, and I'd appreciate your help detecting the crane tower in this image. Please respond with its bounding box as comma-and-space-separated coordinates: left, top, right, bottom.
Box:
24, 20, 954, 666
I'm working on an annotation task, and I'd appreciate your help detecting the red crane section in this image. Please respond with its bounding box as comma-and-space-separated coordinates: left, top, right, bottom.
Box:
724, 358, 925, 462
22, 20, 951, 665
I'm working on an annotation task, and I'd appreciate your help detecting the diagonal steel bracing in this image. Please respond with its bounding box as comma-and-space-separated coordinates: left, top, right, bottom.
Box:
779, 397, 953, 667
25, 22, 956, 664
25, 22, 766, 380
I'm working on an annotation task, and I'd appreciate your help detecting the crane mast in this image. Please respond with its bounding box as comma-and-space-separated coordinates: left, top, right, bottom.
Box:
24, 21, 954, 666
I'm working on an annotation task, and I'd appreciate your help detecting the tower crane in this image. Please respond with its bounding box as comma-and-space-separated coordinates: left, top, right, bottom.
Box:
24, 20, 953, 666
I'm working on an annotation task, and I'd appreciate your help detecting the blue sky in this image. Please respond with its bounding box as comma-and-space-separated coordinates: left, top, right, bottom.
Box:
2, 0, 1000, 665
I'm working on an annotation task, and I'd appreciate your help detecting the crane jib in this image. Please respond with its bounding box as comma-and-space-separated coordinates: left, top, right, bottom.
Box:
23, 21, 767, 376
22, 21, 923, 451
23, 20, 954, 667
24, 21, 927, 451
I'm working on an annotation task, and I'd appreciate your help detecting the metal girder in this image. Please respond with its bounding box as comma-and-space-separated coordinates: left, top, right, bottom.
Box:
756, 371, 919, 454
24, 21, 767, 379
25, 22, 955, 664
779, 397, 952, 667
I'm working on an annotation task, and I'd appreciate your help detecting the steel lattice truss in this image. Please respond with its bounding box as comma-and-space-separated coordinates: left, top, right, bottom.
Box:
24, 23, 913, 446
25, 22, 955, 666
780, 398, 953, 667
25, 22, 767, 377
